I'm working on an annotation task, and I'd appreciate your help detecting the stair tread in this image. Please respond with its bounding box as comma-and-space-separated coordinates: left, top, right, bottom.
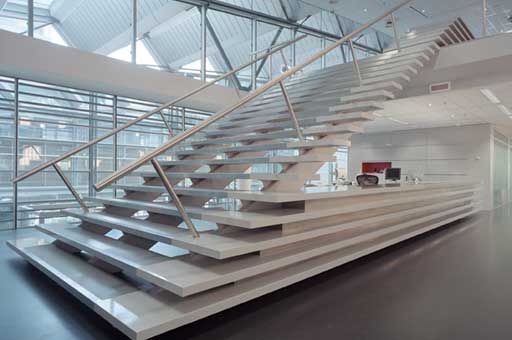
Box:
158, 155, 336, 167
89, 185, 477, 231
115, 182, 477, 203
41, 196, 473, 298
139, 171, 299, 181
9, 205, 477, 338
82, 199, 301, 229
212, 112, 374, 132
224, 101, 384, 125
173, 138, 351, 156
205, 112, 373, 137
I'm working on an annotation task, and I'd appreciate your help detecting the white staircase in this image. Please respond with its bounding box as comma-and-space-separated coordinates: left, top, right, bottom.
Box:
8, 17, 480, 340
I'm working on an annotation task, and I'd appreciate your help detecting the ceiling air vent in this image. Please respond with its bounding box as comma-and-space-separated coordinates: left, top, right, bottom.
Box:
430, 81, 451, 93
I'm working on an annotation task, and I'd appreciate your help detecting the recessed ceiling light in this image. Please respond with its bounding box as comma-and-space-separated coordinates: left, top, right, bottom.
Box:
363, 8, 368, 12
450, 114, 456, 118
428, 103, 433, 107
480, 88, 501, 104
498, 104, 512, 116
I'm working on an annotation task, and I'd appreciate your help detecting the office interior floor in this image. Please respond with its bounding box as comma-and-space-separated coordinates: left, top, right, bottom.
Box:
1, 206, 512, 340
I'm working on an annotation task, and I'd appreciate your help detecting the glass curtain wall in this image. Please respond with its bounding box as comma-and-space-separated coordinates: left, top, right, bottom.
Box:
0, 76, 212, 230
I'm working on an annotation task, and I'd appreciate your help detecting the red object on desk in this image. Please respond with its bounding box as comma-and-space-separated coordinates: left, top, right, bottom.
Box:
362, 162, 392, 174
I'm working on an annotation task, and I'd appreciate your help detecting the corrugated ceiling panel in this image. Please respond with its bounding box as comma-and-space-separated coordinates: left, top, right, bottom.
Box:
50, 0, 387, 74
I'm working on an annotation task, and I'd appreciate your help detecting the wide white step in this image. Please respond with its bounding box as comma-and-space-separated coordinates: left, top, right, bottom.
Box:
173, 138, 352, 157
40, 199, 476, 298
182, 126, 355, 146
92, 186, 475, 236
158, 154, 335, 167
224, 101, 383, 125
139, 171, 298, 181
9, 205, 477, 339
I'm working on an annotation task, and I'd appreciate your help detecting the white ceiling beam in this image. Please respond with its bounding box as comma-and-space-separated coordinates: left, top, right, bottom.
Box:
94, 1, 192, 55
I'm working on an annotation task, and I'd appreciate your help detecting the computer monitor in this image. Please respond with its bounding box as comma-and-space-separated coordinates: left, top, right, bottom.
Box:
385, 168, 401, 182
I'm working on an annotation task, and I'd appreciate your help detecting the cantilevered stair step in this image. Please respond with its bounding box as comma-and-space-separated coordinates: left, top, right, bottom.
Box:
212, 111, 375, 131
261, 70, 412, 100
225, 100, 384, 124
138, 172, 299, 182
258, 65, 414, 101
36, 223, 191, 296
229, 80, 399, 116
173, 138, 351, 157
88, 186, 477, 234
339, 89, 395, 104
240, 74, 404, 113
203, 119, 367, 138
115, 182, 476, 204
80, 200, 301, 230
270, 58, 423, 93
40, 197, 477, 298
350, 81, 403, 94
233, 89, 394, 118
158, 155, 335, 167
287, 49, 430, 85
181, 126, 354, 146
36, 223, 226, 297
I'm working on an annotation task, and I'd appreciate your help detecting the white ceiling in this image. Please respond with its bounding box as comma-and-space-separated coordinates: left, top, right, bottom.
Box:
365, 81, 512, 136
301, 0, 512, 36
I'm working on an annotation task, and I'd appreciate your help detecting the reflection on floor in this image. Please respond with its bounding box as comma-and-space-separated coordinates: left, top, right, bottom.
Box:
1, 206, 512, 340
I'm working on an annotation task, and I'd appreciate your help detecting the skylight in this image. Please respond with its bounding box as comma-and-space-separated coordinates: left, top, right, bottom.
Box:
35, 24, 67, 46
108, 41, 158, 66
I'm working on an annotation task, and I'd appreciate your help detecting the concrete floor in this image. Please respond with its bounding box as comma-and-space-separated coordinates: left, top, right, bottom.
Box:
2, 206, 512, 340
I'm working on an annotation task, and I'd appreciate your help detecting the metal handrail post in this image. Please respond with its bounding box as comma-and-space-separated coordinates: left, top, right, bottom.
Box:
13, 78, 19, 229
279, 49, 289, 71
348, 39, 362, 85
158, 110, 174, 135
113, 95, 118, 197
181, 108, 186, 132
151, 159, 199, 238
230, 74, 243, 98
391, 13, 401, 51
279, 81, 304, 141
482, 0, 488, 37
269, 54, 273, 80
30, 146, 89, 213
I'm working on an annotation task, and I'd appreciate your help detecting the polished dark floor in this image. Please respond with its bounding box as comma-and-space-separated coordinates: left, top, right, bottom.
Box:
2, 206, 512, 340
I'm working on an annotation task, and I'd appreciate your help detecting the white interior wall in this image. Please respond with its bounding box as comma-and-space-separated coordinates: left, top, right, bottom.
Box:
349, 124, 493, 210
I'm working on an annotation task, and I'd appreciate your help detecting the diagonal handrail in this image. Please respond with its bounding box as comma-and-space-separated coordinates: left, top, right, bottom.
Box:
12, 34, 307, 184
94, 0, 413, 192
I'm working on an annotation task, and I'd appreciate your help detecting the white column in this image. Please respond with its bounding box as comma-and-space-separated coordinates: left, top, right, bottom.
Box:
482, 0, 488, 37
27, 0, 34, 37
251, 19, 258, 90
131, 0, 137, 64
200, 5, 207, 82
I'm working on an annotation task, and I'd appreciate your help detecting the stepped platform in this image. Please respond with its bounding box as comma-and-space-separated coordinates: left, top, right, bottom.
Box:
9, 182, 480, 340
8, 16, 478, 340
